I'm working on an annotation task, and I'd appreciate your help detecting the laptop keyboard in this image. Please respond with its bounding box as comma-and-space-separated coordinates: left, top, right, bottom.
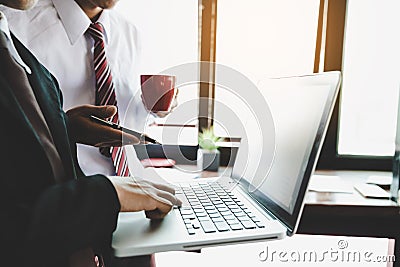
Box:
176, 182, 266, 235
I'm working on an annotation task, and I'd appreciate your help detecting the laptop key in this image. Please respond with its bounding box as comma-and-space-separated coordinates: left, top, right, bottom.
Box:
223, 214, 235, 220
211, 217, 225, 223
238, 216, 251, 222
182, 214, 196, 220
200, 220, 217, 233
209, 213, 221, 219
234, 212, 247, 217
217, 207, 229, 212
189, 201, 201, 206
220, 211, 233, 216
180, 209, 194, 215
193, 208, 205, 213
235, 201, 244, 206
230, 223, 243, 230
230, 207, 241, 212
192, 221, 201, 229
241, 220, 256, 229
176, 195, 190, 207
187, 228, 196, 235
214, 221, 230, 232
256, 222, 266, 228
226, 218, 240, 225
206, 209, 218, 214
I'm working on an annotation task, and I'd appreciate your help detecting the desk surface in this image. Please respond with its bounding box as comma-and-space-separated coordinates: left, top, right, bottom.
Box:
146, 167, 400, 265
155, 234, 394, 267
307, 170, 397, 207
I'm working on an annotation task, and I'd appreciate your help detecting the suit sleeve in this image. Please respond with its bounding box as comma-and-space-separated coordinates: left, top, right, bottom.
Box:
25, 175, 121, 266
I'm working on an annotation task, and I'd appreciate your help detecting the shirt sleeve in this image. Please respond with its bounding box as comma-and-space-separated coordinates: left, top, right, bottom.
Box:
25, 175, 121, 266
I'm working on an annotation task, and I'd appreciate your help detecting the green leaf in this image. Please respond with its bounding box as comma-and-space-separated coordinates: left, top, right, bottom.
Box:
198, 126, 222, 151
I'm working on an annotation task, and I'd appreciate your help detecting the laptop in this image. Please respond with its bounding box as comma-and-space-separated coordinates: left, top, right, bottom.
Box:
112, 71, 341, 257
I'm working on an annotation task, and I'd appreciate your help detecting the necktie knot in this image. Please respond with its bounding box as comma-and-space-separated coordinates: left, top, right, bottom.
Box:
87, 22, 105, 42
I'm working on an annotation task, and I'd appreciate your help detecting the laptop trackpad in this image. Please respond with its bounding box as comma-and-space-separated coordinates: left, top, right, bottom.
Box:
112, 210, 188, 257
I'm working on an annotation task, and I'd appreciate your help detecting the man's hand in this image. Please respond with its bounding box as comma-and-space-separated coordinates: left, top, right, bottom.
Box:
108, 177, 182, 219
66, 105, 140, 147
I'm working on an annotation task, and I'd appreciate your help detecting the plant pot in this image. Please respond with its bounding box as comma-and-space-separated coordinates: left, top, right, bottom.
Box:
197, 148, 220, 172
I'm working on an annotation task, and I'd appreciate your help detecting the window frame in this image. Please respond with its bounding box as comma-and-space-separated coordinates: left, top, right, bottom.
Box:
200, 0, 393, 170
315, 0, 392, 171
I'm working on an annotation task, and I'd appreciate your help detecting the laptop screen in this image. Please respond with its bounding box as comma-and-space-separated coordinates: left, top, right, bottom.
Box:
231, 72, 341, 235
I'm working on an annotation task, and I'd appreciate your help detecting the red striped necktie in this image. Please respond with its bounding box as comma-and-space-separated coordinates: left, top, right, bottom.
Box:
87, 22, 130, 177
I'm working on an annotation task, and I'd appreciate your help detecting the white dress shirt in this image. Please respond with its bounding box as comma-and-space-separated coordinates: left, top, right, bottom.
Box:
2, 0, 149, 176
0, 11, 31, 74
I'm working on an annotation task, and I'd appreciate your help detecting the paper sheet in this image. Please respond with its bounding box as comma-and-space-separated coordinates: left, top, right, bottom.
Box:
308, 175, 354, 193
366, 175, 393, 186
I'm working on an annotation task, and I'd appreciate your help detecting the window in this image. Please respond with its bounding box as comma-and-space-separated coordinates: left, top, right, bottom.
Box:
213, 0, 320, 137
315, 0, 394, 170
338, 0, 400, 157
115, 0, 199, 145
116, 1, 399, 171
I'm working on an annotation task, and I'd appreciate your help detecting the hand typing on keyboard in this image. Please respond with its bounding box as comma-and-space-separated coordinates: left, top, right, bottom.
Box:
108, 177, 182, 219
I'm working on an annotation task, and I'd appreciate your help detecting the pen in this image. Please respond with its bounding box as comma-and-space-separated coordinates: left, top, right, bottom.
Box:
90, 115, 161, 145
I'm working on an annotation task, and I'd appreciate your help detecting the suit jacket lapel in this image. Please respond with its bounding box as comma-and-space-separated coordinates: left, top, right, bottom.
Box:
8, 33, 77, 180
0, 39, 45, 151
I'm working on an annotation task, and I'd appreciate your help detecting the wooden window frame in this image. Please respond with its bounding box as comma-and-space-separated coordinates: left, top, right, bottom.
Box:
315, 0, 392, 171
199, 0, 392, 170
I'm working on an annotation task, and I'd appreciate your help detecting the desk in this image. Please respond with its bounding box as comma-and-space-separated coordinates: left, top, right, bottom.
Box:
155, 235, 394, 267
299, 170, 399, 235
296, 170, 400, 266
171, 168, 399, 231
165, 167, 399, 237
167, 167, 400, 265
124, 167, 399, 265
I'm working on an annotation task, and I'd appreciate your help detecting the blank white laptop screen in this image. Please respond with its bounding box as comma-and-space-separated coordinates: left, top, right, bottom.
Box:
258, 84, 330, 213
232, 74, 340, 234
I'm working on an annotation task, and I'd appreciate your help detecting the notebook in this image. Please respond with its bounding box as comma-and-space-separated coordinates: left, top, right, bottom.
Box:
112, 71, 341, 257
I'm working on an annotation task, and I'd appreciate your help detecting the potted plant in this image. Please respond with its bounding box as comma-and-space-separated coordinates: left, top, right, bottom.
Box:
197, 127, 222, 171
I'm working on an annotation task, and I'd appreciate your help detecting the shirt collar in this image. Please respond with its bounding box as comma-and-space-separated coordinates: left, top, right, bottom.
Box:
52, 0, 111, 45
0, 11, 32, 74
0, 10, 9, 35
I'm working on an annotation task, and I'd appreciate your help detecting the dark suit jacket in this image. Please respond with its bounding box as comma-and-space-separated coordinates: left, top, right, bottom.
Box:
0, 33, 120, 267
